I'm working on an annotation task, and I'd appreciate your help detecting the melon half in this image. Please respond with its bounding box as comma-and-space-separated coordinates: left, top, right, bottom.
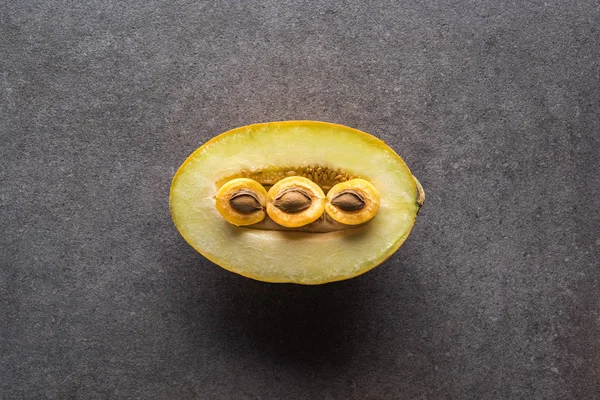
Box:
170, 121, 424, 284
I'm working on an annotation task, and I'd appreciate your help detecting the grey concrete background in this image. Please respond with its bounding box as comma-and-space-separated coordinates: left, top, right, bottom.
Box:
2, 1, 599, 399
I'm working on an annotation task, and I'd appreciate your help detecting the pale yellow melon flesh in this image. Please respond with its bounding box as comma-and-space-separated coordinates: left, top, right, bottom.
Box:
170, 121, 422, 284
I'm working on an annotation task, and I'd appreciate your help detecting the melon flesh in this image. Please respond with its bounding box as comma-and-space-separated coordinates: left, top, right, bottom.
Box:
170, 121, 421, 284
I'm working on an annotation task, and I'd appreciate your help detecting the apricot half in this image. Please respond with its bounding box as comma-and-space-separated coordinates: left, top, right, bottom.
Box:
170, 121, 424, 284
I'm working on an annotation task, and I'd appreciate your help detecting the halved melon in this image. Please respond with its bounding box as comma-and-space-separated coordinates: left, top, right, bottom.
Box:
170, 121, 424, 284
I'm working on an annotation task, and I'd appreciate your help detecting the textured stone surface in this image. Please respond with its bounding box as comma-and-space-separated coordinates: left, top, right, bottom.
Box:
2, 1, 599, 399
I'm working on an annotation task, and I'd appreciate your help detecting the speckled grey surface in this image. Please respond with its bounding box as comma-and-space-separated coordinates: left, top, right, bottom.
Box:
2, 1, 599, 399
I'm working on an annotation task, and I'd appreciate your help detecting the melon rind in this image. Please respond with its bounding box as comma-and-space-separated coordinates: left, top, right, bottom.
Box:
170, 121, 420, 284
